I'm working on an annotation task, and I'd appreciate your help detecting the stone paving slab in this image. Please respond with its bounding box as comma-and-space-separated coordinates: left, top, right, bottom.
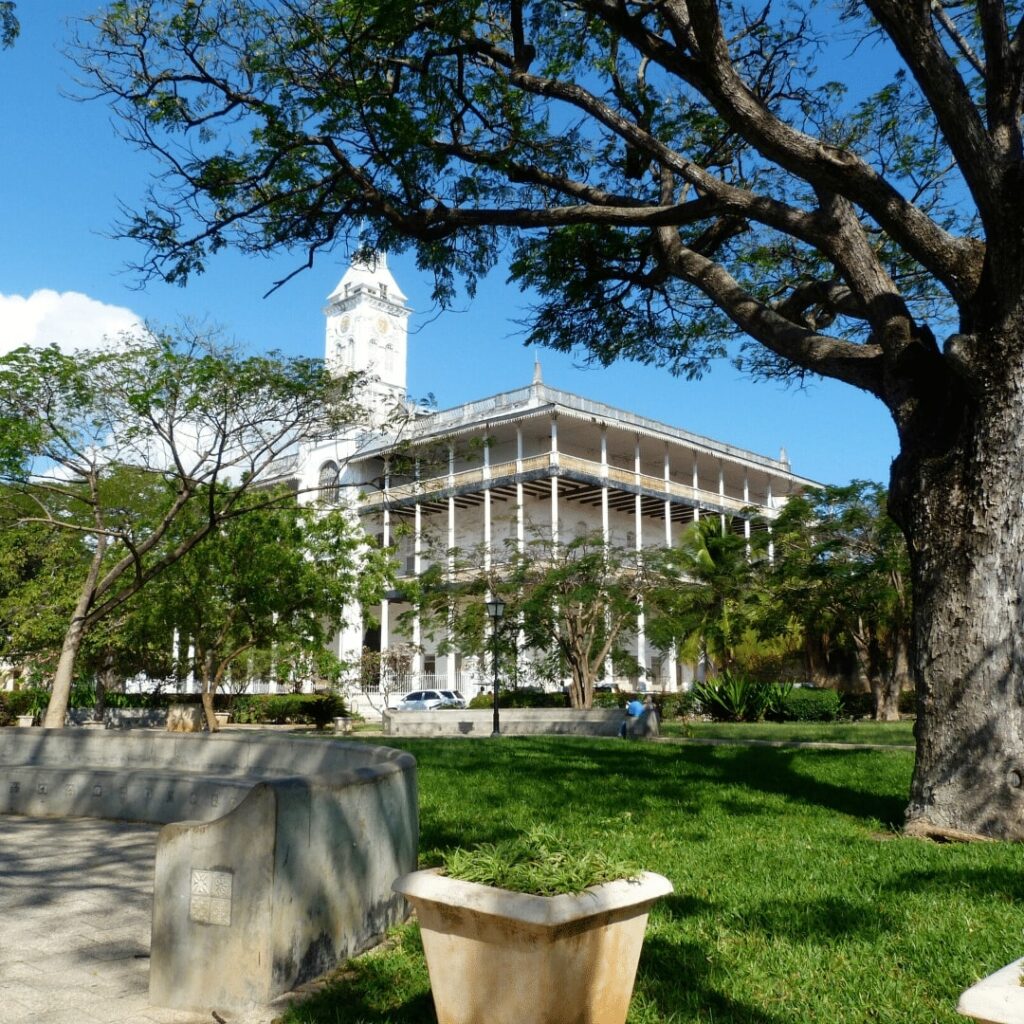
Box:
0, 816, 308, 1024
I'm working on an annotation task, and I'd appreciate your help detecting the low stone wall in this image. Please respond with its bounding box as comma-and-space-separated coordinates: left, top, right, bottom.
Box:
0, 729, 418, 1014
383, 707, 632, 737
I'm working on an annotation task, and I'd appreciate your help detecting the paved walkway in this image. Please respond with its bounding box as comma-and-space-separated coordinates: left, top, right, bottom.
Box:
0, 817, 299, 1024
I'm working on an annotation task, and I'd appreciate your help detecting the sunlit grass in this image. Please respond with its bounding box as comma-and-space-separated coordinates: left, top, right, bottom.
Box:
663, 719, 916, 746
280, 737, 1022, 1024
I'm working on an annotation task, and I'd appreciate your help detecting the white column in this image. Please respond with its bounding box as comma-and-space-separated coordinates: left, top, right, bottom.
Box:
600, 426, 610, 545
413, 459, 423, 679
663, 447, 677, 691
634, 437, 646, 684
516, 424, 525, 553
719, 461, 726, 531
447, 444, 456, 684
663, 446, 672, 547
484, 432, 492, 570
692, 452, 700, 523
550, 414, 560, 546
634, 437, 643, 550
743, 469, 751, 552
381, 472, 391, 668
600, 426, 611, 683
767, 478, 775, 562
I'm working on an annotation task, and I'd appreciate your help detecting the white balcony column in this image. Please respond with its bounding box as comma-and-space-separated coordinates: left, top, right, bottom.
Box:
447, 445, 457, 683
692, 452, 700, 523
551, 475, 560, 546
484, 432, 493, 570
516, 423, 525, 553
743, 469, 751, 553
550, 413, 559, 466
634, 437, 643, 551
600, 426, 610, 545
413, 460, 423, 678
767, 478, 775, 563
664, 446, 673, 548
719, 461, 726, 531
186, 638, 196, 694
381, 471, 391, 659
663, 448, 677, 690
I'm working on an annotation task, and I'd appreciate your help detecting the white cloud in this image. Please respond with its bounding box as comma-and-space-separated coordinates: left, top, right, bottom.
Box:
0, 289, 144, 355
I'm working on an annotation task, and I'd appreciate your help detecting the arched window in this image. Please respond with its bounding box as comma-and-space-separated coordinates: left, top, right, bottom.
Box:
318, 461, 340, 504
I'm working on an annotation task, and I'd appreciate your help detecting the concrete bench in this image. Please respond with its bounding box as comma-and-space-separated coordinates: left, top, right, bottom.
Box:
0, 728, 418, 1014
382, 706, 659, 738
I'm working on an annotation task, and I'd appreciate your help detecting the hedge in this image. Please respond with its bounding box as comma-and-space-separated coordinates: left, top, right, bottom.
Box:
781, 687, 842, 722
230, 693, 346, 728
468, 688, 569, 709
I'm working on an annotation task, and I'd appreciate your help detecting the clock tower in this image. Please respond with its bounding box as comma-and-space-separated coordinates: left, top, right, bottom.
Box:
324, 251, 411, 423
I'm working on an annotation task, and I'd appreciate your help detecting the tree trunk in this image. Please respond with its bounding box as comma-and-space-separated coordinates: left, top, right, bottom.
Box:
891, 347, 1024, 840
44, 535, 107, 728
199, 652, 218, 732
873, 634, 908, 722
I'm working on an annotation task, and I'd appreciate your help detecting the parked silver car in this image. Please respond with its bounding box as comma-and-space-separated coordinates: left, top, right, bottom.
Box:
394, 689, 467, 711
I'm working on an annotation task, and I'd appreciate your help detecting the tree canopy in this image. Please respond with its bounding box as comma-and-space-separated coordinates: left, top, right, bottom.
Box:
0, 328, 363, 725
75, 2, 1024, 838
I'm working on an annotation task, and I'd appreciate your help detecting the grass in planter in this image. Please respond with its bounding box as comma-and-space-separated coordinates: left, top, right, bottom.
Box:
442, 824, 639, 895
282, 737, 1024, 1024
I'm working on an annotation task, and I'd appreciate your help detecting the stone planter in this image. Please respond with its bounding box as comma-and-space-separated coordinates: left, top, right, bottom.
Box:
392, 868, 673, 1024
958, 957, 1024, 1023
16, 714, 35, 728
214, 711, 230, 728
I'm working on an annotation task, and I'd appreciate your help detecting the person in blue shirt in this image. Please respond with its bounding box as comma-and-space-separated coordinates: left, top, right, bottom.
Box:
619, 697, 645, 737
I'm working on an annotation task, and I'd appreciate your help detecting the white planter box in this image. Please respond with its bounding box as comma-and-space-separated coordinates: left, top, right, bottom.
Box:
393, 868, 673, 1024
958, 957, 1024, 1023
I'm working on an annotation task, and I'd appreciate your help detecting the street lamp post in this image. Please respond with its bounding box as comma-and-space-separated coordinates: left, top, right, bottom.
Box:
485, 596, 506, 737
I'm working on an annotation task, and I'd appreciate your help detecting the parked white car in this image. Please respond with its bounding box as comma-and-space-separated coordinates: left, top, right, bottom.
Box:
394, 689, 467, 711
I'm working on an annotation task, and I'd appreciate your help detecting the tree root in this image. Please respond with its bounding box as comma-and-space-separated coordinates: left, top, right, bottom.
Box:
903, 819, 997, 843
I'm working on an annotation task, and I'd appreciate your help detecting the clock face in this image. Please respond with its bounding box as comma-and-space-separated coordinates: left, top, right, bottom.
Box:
375, 316, 390, 335
338, 315, 351, 332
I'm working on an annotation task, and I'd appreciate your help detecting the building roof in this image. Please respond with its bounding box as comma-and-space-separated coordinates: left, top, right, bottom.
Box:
352, 378, 816, 483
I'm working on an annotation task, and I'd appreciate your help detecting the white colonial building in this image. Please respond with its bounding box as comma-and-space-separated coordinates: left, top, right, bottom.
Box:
268, 253, 817, 703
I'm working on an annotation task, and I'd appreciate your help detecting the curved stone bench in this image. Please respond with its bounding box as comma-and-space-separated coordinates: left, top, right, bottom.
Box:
0, 728, 418, 1014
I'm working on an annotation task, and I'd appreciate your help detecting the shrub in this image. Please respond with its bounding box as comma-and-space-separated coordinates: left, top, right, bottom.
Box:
781, 687, 842, 722
658, 691, 702, 719
693, 673, 770, 722
230, 693, 345, 728
468, 689, 568, 709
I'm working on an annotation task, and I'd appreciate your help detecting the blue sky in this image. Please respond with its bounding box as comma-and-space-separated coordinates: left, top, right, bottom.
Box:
0, 3, 900, 486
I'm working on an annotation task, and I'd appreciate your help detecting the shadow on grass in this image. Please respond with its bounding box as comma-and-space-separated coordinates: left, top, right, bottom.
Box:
398, 737, 910, 845
638, 933, 799, 1024
286, 916, 798, 1024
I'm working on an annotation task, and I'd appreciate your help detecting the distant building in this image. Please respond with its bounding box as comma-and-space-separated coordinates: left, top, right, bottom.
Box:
267, 253, 817, 704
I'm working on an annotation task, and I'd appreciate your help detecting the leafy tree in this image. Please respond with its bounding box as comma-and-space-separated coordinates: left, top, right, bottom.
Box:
141, 493, 393, 730
767, 482, 912, 721
647, 518, 756, 679
412, 532, 653, 708
0, 2, 16, 49
76, 2, 1024, 836
0, 328, 362, 727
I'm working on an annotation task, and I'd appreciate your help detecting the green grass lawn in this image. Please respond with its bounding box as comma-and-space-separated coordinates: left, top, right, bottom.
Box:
662, 719, 917, 746
282, 737, 1023, 1024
